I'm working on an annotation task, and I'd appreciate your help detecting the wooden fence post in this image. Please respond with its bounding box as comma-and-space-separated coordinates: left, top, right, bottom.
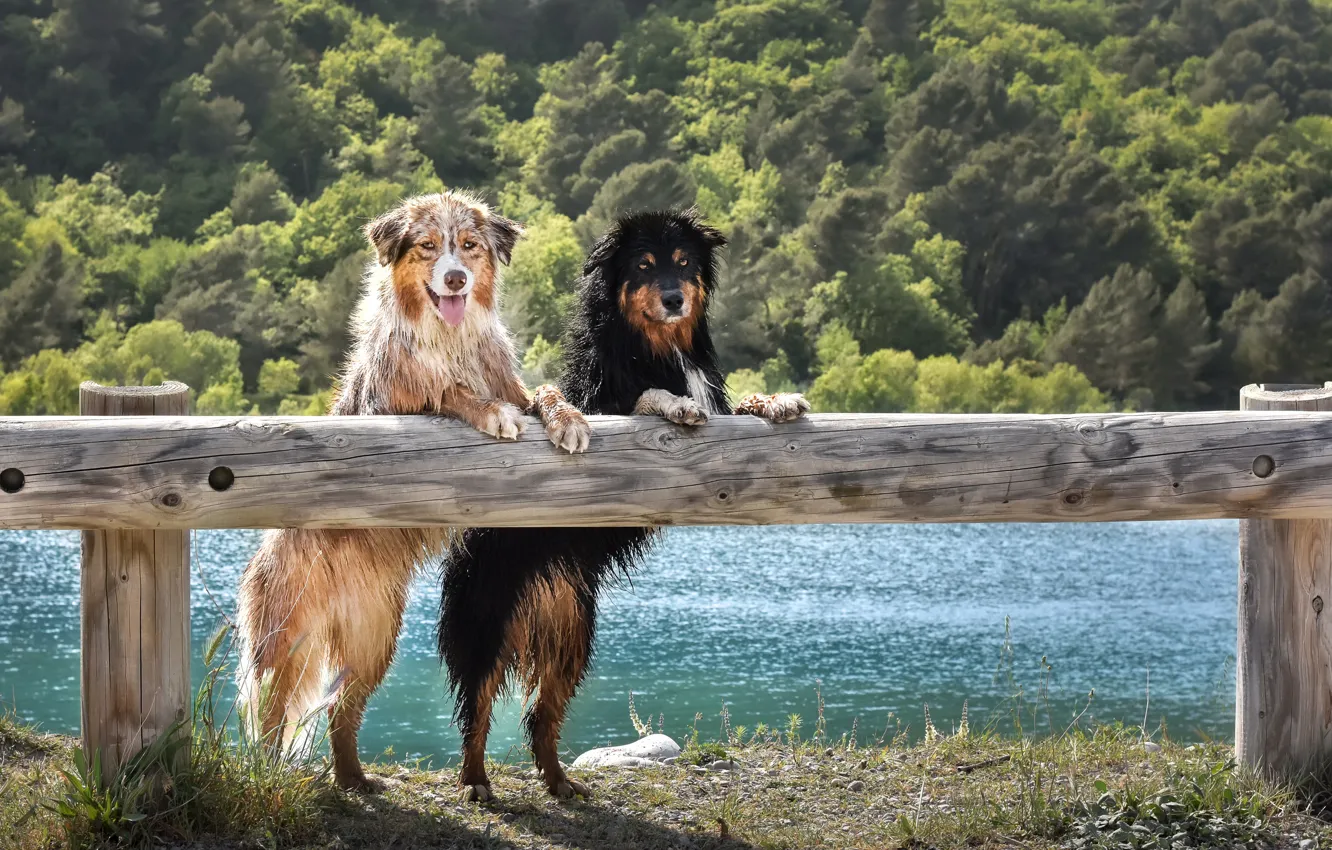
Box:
80, 382, 191, 780
1238, 383, 1332, 779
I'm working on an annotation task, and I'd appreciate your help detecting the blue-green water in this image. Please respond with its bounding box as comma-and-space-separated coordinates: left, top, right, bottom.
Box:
0, 523, 1237, 765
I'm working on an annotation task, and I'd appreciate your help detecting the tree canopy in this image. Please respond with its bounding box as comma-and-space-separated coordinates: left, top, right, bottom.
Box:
2, 0, 1330, 414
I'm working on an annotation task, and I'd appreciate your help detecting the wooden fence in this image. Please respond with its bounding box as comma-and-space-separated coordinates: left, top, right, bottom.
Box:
2, 382, 1332, 781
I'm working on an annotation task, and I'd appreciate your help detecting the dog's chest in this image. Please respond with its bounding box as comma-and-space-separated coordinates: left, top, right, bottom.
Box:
683, 364, 723, 415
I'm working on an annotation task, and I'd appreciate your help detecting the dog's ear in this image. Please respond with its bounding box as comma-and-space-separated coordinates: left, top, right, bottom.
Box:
583, 227, 621, 277
681, 207, 727, 251
365, 207, 410, 267
485, 214, 524, 266
697, 222, 728, 251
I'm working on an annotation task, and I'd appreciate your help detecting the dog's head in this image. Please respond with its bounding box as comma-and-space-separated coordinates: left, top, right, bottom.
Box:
364, 192, 523, 328
586, 209, 727, 356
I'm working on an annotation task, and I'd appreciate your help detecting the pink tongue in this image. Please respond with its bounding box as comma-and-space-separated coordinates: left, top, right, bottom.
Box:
438, 294, 466, 327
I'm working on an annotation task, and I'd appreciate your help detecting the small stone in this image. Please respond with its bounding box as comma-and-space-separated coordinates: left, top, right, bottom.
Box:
691, 766, 708, 775
662, 756, 678, 766
848, 780, 865, 792
830, 778, 846, 787
1143, 741, 1163, 754
500, 812, 517, 824
1299, 840, 1315, 850
825, 747, 834, 756
707, 759, 736, 772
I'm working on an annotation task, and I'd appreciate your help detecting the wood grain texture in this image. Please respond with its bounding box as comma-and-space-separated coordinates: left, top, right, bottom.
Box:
5, 393, 1332, 530
1238, 383, 1332, 779
78, 382, 191, 780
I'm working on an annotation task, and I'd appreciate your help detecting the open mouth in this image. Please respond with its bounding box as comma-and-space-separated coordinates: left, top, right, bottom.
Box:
426, 287, 467, 327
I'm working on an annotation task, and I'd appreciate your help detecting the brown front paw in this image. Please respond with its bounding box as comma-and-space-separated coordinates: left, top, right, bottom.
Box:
549, 777, 591, 799
458, 782, 493, 803
764, 392, 810, 422
545, 405, 591, 454
736, 392, 810, 422
478, 402, 526, 440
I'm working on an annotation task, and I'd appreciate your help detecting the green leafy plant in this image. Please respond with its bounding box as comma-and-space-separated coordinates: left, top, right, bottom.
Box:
1068, 761, 1279, 849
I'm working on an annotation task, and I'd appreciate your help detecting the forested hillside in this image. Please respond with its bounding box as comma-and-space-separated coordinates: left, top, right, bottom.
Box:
1, 0, 1330, 415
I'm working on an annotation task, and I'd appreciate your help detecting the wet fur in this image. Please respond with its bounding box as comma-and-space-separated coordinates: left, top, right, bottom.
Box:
439, 209, 806, 801
236, 191, 586, 792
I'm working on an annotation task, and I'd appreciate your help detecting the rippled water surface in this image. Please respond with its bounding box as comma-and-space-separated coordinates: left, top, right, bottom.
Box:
0, 522, 1237, 764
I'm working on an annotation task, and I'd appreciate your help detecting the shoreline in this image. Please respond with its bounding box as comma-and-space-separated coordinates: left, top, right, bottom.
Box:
4, 713, 1326, 849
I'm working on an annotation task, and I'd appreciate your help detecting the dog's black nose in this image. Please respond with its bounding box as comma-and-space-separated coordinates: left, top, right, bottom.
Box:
443, 269, 467, 292
660, 290, 685, 313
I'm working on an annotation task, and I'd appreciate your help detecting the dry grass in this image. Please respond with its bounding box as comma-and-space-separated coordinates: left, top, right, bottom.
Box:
4, 709, 1331, 850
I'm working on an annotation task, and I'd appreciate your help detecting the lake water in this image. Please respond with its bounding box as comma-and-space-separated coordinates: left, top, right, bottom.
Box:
0, 522, 1238, 766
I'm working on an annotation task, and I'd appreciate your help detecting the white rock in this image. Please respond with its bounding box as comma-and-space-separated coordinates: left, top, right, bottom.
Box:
596, 754, 658, 768
571, 734, 682, 768
707, 759, 737, 771
1143, 741, 1163, 754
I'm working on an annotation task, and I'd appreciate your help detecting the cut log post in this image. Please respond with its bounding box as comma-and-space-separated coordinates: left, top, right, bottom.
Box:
1237, 383, 1332, 779
79, 382, 191, 781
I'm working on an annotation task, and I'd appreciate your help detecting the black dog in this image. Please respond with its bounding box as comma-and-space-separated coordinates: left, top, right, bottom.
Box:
438, 209, 809, 802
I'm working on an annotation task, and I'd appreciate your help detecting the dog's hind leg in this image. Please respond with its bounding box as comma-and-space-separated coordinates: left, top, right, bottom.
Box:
326, 569, 412, 793
251, 624, 324, 755
441, 535, 533, 803
325, 650, 392, 793
237, 532, 328, 758
454, 661, 507, 802
522, 573, 597, 799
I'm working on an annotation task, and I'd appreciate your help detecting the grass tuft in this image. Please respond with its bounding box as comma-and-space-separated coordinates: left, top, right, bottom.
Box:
1, 644, 1327, 849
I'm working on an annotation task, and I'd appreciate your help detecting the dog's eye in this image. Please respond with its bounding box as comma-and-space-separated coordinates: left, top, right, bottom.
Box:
678, 257, 689, 267
463, 240, 477, 250
420, 241, 436, 251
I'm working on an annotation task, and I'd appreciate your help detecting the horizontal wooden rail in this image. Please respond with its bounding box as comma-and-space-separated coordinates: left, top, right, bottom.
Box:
3, 409, 1332, 529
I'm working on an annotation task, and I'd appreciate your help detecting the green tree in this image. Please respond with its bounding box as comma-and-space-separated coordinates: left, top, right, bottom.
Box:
0, 243, 84, 368
1044, 266, 1162, 405
1226, 271, 1332, 387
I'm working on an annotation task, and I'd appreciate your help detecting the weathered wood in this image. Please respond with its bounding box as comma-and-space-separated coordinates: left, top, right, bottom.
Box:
1237, 384, 1332, 779
4, 404, 1332, 529
79, 383, 191, 780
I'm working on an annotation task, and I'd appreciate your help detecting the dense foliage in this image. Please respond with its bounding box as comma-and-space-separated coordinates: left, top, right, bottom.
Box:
1, 0, 1330, 414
